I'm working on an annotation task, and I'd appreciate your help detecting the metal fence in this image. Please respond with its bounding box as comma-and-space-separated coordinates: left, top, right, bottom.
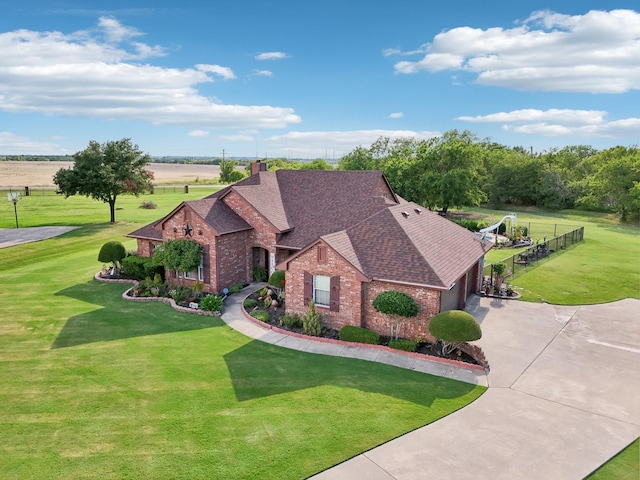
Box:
482, 226, 585, 288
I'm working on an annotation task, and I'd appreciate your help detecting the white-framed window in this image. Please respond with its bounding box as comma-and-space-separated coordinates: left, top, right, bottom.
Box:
313, 274, 330, 307
183, 255, 204, 281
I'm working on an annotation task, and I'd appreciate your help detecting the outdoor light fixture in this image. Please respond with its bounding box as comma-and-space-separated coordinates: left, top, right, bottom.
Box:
7, 192, 19, 228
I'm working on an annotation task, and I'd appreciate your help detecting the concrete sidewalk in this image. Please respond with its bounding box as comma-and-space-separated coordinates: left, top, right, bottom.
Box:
221, 286, 488, 387
221, 287, 640, 479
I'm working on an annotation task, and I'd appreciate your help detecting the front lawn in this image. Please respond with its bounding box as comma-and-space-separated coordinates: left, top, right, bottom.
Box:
0, 192, 485, 479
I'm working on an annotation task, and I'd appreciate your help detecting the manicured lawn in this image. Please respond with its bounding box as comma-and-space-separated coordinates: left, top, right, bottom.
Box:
586, 439, 639, 479
0, 192, 485, 479
477, 208, 639, 304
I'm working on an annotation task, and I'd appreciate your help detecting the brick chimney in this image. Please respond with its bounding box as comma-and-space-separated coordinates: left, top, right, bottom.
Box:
250, 160, 268, 175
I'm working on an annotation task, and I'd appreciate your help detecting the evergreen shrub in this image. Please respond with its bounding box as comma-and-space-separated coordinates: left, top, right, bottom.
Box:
268, 269, 286, 289
243, 298, 258, 309
388, 338, 418, 352
280, 313, 302, 328
339, 326, 380, 345
250, 310, 270, 323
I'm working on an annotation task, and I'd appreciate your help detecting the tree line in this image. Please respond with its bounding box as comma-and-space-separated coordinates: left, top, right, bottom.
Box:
337, 130, 640, 222
52, 134, 639, 224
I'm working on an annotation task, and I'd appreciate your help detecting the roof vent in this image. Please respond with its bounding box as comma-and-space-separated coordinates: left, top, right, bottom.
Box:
401, 211, 409, 218
414, 208, 422, 214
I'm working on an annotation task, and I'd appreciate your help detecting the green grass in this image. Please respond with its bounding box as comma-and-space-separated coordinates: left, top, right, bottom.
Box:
0, 192, 485, 479
585, 439, 639, 479
475, 208, 640, 304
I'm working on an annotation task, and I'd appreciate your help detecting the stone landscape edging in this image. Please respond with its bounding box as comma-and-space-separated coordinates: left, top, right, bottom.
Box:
240, 302, 486, 371
94, 272, 216, 316
93, 272, 486, 371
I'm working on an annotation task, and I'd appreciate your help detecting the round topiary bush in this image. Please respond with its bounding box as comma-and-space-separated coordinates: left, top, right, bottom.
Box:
98, 241, 126, 268
372, 291, 418, 318
428, 310, 482, 354
268, 269, 286, 289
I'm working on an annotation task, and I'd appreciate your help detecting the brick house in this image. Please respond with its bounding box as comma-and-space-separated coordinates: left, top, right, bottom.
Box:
127, 162, 491, 341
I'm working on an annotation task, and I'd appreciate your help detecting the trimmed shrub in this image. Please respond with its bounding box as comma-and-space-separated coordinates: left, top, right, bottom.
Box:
122, 255, 148, 279
429, 310, 482, 355
98, 241, 126, 267
200, 294, 223, 312
372, 290, 419, 339
280, 313, 302, 328
268, 269, 286, 289
339, 326, 380, 345
229, 284, 244, 294
451, 218, 489, 232
302, 301, 322, 336
250, 310, 270, 323
372, 291, 418, 318
243, 298, 258, 309
388, 338, 418, 352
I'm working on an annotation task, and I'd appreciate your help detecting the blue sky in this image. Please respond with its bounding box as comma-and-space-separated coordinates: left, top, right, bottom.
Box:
1, 1, 638, 159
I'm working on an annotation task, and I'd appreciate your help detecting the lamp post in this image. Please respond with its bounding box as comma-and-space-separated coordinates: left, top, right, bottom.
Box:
7, 193, 19, 228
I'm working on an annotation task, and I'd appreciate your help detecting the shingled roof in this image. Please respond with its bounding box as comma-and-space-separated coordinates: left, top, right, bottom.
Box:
185, 197, 252, 235
127, 197, 251, 241
320, 202, 492, 289
208, 170, 398, 249
126, 219, 162, 241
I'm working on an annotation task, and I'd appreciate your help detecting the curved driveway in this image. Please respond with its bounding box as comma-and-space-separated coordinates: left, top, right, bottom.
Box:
310, 296, 640, 480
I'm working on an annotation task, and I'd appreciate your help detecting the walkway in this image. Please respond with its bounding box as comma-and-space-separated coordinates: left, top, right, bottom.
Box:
222, 288, 640, 480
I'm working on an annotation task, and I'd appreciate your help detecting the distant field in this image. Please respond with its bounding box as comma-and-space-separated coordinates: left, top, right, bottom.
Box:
0, 161, 223, 187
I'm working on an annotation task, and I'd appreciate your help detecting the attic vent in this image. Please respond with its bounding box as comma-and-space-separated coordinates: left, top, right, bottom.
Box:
414, 208, 422, 214
401, 211, 409, 218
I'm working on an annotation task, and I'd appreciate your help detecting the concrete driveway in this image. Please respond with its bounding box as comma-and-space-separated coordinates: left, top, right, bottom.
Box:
312, 296, 639, 479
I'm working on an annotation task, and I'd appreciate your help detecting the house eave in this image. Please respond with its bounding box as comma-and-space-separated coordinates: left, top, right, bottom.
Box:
370, 277, 450, 291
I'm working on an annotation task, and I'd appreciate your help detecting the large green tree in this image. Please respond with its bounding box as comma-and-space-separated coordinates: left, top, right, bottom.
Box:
54, 138, 153, 223
577, 146, 640, 221
409, 130, 486, 214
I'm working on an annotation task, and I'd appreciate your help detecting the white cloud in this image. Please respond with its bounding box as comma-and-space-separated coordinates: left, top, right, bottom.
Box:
0, 18, 301, 129
196, 64, 236, 80
255, 51, 289, 60
97, 16, 142, 43
188, 130, 210, 137
389, 9, 640, 93
457, 108, 640, 138
251, 69, 273, 77
388, 112, 404, 119
0, 132, 68, 154
457, 109, 607, 125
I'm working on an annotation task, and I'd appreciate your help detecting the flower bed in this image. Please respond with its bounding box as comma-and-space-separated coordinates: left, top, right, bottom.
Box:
243, 289, 488, 370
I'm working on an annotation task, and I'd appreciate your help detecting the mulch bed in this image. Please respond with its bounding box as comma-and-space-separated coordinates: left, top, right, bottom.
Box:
244, 291, 479, 366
